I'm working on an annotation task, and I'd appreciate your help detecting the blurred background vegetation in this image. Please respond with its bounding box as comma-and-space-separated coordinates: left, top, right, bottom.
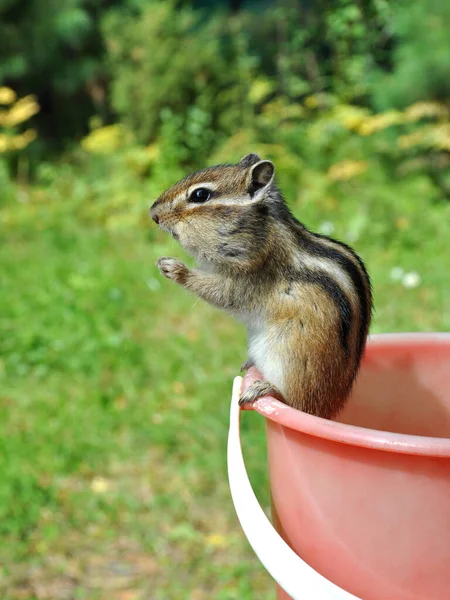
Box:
0, 0, 449, 598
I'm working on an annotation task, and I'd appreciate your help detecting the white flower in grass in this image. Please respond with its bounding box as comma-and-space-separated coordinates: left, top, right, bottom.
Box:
402, 272, 421, 289
90, 476, 110, 494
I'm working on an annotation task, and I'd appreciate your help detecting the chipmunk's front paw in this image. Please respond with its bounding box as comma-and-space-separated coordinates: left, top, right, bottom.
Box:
156, 257, 189, 284
239, 380, 286, 407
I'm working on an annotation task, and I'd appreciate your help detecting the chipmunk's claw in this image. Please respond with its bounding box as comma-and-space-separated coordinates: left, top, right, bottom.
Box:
156, 257, 189, 284
238, 379, 285, 406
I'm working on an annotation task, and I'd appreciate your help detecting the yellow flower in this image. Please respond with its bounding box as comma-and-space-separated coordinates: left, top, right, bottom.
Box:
397, 130, 425, 149
1, 95, 40, 127
0, 134, 11, 152
81, 124, 126, 154
0, 87, 16, 105
304, 95, 318, 109
432, 124, 450, 151
357, 111, 403, 135
90, 476, 110, 494
12, 129, 37, 150
249, 78, 275, 105
327, 160, 368, 181
398, 124, 450, 152
332, 105, 370, 131
205, 533, 227, 548
404, 102, 448, 122
0, 130, 37, 153
342, 113, 366, 130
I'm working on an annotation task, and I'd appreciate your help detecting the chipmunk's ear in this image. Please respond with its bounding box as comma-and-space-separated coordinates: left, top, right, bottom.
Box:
238, 153, 261, 168
247, 160, 275, 198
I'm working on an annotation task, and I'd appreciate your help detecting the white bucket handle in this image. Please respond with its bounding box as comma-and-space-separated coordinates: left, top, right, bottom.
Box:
227, 376, 362, 600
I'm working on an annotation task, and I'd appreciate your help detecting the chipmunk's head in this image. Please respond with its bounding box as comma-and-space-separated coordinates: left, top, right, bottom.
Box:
150, 154, 278, 268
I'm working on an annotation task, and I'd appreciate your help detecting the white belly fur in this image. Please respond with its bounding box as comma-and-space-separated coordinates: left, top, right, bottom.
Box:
248, 327, 285, 393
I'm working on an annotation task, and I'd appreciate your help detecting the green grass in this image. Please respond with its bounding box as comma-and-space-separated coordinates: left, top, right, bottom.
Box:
0, 166, 448, 599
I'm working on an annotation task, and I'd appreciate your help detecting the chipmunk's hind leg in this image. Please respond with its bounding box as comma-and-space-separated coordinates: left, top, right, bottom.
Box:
239, 380, 286, 407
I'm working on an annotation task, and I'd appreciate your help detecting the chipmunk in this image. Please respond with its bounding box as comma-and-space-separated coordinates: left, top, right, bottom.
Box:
150, 154, 372, 418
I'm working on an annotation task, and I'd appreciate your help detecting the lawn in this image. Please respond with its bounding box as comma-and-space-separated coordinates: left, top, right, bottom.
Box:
0, 169, 448, 599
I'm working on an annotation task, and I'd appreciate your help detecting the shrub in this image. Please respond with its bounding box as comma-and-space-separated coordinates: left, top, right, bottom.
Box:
103, 1, 256, 166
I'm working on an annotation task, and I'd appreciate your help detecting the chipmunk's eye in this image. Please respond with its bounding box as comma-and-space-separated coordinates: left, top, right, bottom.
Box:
189, 188, 211, 203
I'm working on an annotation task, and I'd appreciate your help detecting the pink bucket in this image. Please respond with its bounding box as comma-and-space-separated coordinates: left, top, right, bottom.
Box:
228, 333, 450, 600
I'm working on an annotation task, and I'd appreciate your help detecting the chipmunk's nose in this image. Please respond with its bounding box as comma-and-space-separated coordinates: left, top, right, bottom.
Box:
149, 205, 159, 224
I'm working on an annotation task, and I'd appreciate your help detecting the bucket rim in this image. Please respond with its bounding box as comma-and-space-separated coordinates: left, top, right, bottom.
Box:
246, 332, 450, 457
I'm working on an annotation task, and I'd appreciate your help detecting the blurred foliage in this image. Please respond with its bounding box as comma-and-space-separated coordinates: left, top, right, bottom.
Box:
103, 0, 257, 163
0, 0, 449, 200
102, 0, 393, 150
371, 0, 450, 108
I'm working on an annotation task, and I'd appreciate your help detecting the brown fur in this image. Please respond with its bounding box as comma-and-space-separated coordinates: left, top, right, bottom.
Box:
151, 154, 372, 418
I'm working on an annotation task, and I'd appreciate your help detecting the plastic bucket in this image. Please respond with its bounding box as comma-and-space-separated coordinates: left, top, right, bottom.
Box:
227, 333, 450, 600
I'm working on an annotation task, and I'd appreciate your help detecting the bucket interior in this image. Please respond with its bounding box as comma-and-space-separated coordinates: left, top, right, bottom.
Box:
336, 336, 450, 438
